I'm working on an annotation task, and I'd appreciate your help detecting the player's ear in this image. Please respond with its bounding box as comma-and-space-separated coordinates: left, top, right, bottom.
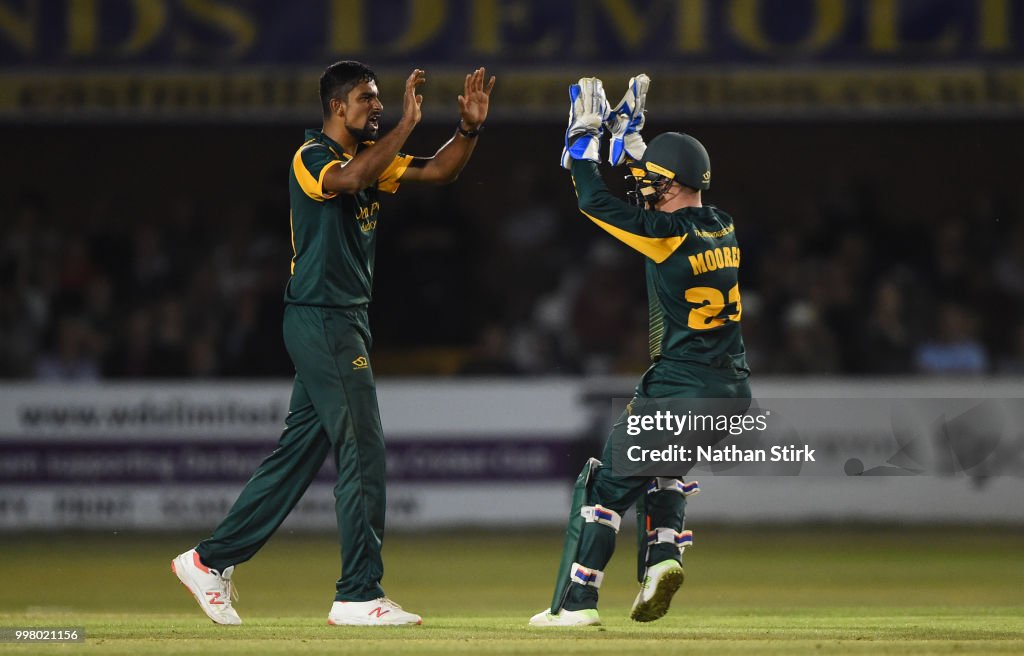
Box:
330, 96, 346, 119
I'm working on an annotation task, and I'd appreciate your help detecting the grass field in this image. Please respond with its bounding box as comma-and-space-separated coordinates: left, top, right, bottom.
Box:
1, 526, 1022, 654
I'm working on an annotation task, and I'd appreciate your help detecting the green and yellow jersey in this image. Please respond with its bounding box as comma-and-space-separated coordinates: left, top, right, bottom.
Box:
286, 129, 413, 308
570, 159, 746, 368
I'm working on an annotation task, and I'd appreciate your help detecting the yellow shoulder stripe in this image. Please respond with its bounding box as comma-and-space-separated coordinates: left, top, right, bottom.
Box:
292, 141, 340, 201
378, 153, 414, 194
317, 160, 341, 196
289, 209, 297, 275
579, 209, 687, 263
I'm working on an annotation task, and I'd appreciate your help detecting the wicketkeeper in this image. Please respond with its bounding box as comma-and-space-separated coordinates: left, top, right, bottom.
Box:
529, 76, 751, 627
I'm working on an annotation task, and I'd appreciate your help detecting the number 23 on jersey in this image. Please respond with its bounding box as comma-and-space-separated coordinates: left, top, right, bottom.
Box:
685, 283, 742, 330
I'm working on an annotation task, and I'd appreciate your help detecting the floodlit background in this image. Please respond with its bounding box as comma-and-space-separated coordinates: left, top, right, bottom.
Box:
0, 4, 1022, 646
4, 1, 1024, 383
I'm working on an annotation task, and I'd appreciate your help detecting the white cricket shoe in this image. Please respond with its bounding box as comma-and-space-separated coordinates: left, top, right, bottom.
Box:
630, 559, 685, 622
528, 607, 601, 627
327, 598, 423, 626
171, 549, 241, 625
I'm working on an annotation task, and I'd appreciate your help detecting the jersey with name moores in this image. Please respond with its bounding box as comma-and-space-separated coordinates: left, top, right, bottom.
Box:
570, 160, 745, 367
286, 129, 413, 308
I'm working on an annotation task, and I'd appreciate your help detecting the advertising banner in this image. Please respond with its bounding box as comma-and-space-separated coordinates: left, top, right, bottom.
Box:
1, 378, 1022, 530
2, 0, 1022, 119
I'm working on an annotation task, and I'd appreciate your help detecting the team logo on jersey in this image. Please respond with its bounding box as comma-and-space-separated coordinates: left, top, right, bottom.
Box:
352, 356, 369, 370
355, 202, 380, 233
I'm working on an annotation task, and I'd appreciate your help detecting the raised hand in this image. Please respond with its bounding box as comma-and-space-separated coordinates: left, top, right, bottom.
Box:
560, 77, 608, 170
402, 69, 425, 128
606, 74, 650, 165
458, 67, 496, 130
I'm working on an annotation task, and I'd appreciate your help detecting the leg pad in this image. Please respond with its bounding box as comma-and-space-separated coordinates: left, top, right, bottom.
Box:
581, 504, 622, 533
647, 527, 694, 554
647, 477, 700, 498
570, 562, 605, 588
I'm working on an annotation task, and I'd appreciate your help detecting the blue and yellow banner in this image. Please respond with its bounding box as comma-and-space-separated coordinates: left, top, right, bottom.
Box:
1, 0, 1022, 119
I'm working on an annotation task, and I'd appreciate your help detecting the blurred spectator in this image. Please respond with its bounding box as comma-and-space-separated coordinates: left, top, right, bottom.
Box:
83, 275, 115, 365
776, 301, 840, 374
188, 332, 221, 379
612, 317, 653, 376
129, 225, 174, 300
0, 284, 39, 378
105, 308, 154, 378
861, 281, 913, 374
34, 316, 101, 382
914, 303, 989, 375
56, 234, 97, 298
569, 243, 638, 375
458, 323, 522, 375
220, 289, 291, 377
150, 297, 190, 377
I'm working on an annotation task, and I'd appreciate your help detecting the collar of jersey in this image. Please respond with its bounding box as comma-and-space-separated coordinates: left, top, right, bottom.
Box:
305, 129, 379, 161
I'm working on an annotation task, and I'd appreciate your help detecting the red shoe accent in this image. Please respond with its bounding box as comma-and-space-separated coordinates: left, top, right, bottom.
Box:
192, 551, 212, 574
206, 591, 224, 606
368, 606, 391, 618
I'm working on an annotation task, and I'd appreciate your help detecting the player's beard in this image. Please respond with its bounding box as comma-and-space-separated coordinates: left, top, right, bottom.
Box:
346, 122, 379, 142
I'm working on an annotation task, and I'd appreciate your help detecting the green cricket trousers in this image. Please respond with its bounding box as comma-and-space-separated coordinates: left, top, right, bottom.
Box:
565, 355, 751, 611
196, 304, 386, 602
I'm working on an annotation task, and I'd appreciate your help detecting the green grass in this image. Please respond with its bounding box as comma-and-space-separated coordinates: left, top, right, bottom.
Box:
1, 527, 1022, 654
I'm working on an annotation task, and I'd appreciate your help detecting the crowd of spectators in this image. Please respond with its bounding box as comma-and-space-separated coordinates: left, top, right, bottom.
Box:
3, 124, 1023, 381
465, 174, 1024, 378
1, 193, 294, 381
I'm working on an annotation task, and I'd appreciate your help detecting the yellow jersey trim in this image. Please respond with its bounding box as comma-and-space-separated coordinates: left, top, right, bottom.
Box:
580, 209, 687, 263
289, 210, 297, 275
378, 153, 414, 194
292, 141, 340, 201
316, 159, 342, 197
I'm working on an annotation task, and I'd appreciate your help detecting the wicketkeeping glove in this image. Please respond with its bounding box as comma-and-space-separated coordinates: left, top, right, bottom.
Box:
561, 77, 609, 170
605, 74, 650, 166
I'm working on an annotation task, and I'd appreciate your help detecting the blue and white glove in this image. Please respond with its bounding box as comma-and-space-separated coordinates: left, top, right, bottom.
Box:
561, 77, 609, 170
605, 74, 650, 166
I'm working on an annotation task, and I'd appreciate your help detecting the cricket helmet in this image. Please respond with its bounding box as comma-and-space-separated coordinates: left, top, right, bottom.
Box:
626, 132, 711, 207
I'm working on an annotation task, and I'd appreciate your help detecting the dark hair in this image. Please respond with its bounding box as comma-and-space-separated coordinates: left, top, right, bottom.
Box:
319, 60, 377, 117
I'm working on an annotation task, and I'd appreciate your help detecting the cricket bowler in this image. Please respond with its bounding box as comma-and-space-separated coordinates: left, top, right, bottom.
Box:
172, 61, 495, 627
530, 76, 751, 627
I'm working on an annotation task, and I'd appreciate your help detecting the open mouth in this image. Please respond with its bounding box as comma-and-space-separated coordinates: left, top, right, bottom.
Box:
367, 114, 380, 130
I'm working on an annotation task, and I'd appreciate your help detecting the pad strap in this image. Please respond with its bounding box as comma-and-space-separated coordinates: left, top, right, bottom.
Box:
647, 527, 694, 552
570, 562, 605, 588
581, 504, 622, 533
647, 477, 700, 498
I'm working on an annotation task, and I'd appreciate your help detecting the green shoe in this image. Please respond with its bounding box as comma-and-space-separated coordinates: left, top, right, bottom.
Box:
630, 560, 685, 622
